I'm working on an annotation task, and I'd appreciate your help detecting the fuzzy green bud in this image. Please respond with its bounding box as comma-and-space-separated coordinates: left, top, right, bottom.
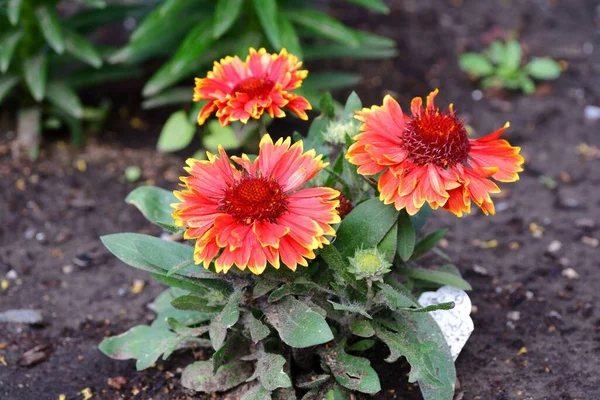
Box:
322, 120, 359, 145
348, 248, 392, 281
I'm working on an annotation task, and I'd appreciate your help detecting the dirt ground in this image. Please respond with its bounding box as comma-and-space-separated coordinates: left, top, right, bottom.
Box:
1, 0, 600, 399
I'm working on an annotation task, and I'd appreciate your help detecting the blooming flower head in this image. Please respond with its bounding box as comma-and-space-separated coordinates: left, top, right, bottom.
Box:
193, 48, 311, 126
172, 134, 340, 275
347, 90, 524, 216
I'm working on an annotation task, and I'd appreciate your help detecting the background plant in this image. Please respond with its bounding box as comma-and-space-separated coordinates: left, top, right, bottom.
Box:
0, 0, 151, 156
111, 0, 398, 154
459, 39, 562, 94
99, 93, 466, 400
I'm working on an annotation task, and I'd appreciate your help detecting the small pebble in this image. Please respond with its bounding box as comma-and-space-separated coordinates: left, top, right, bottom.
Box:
584, 105, 600, 120
62, 265, 74, 274
496, 202, 509, 212
35, 232, 47, 243
581, 236, 599, 247
472, 264, 489, 276
471, 90, 483, 101
73, 254, 93, 268
583, 42, 594, 55
130, 280, 145, 294
6, 270, 18, 280
547, 310, 562, 319
507, 311, 521, 321
561, 268, 580, 280
547, 240, 562, 253
117, 288, 127, 297
559, 257, 571, 267
24, 228, 36, 240
525, 291, 534, 300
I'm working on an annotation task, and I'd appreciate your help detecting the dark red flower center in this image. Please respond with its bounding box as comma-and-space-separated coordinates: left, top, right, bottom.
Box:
232, 77, 275, 99
335, 192, 354, 219
221, 177, 288, 224
403, 111, 470, 167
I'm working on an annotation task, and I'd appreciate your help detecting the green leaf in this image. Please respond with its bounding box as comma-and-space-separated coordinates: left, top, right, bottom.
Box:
319, 346, 381, 394
213, 334, 249, 372
267, 281, 329, 303
319, 92, 336, 119
151, 288, 214, 329
65, 65, 143, 90
396, 267, 472, 291
0, 75, 18, 105
328, 301, 372, 319
241, 384, 272, 400
526, 57, 561, 80
303, 44, 396, 60
46, 82, 84, 119
213, 0, 244, 38
157, 111, 196, 152
125, 186, 178, 230
335, 198, 399, 258
0, 30, 23, 73
279, 13, 302, 58
203, 120, 240, 152
143, 19, 214, 97
458, 53, 494, 76
411, 228, 448, 259
502, 40, 522, 70
63, 29, 103, 68
377, 223, 397, 261
130, 0, 190, 42
65, 4, 150, 32
288, 10, 359, 48
252, 0, 281, 49
244, 312, 270, 343
264, 296, 333, 348
209, 291, 242, 350
181, 360, 254, 392
142, 87, 191, 109
319, 244, 355, 285
76, 0, 107, 7
345, 0, 389, 13
252, 280, 280, 299
101, 233, 231, 294
375, 313, 455, 400
23, 52, 48, 102
99, 326, 181, 370
347, 339, 376, 352
8, 0, 23, 25
171, 294, 223, 313
519, 75, 536, 94
35, 5, 65, 54
487, 40, 505, 65
303, 72, 361, 92
396, 210, 416, 261
244, 351, 292, 391
350, 320, 374, 338
344, 91, 362, 120
410, 203, 433, 234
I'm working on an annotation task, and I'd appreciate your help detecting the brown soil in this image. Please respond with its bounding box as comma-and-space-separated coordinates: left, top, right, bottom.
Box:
2, 0, 600, 399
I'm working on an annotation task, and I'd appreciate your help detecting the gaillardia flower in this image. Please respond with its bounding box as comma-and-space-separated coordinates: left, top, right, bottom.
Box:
172, 135, 340, 275
347, 90, 524, 216
193, 48, 311, 126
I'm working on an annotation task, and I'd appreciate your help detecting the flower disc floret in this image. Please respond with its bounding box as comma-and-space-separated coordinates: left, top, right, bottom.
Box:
347, 89, 524, 216
193, 48, 311, 126
172, 134, 341, 275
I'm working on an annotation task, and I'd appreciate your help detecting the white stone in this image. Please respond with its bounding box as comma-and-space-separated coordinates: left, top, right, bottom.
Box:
418, 286, 474, 361
562, 268, 580, 280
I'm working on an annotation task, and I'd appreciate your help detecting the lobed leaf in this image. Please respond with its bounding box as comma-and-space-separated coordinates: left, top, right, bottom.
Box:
181, 359, 253, 392
319, 346, 381, 394
244, 351, 292, 391
264, 296, 333, 348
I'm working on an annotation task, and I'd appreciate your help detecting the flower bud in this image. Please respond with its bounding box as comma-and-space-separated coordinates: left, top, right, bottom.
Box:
323, 120, 359, 145
348, 248, 392, 281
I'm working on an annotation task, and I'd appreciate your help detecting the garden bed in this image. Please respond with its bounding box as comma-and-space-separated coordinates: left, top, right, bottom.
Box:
1, 0, 599, 399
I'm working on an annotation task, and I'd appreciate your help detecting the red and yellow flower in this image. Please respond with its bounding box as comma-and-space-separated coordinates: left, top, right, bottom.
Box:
193, 48, 311, 126
172, 134, 340, 275
347, 90, 524, 216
